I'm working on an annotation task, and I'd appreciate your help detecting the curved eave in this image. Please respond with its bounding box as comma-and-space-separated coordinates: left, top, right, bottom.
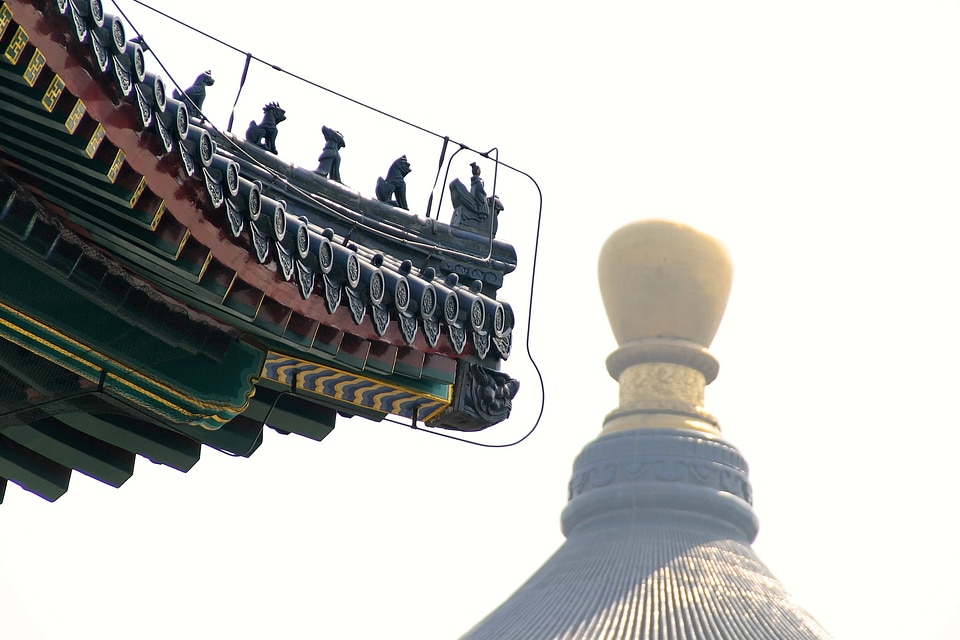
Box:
2, 0, 516, 367
0, 173, 463, 428
0, 0, 523, 504
0, 180, 462, 502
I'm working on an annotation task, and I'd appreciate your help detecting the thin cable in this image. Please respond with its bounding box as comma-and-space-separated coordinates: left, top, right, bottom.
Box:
132, 0, 438, 140
436, 145, 467, 220
226, 53, 252, 133
111, 0, 547, 445
108, 0, 197, 119
481, 147, 499, 261
114, 0, 533, 267
216, 138, 510, 267
126, 0, 533, 180
209, 388, 296, 457
385, 173, 546, 449
423, 136, 449, 220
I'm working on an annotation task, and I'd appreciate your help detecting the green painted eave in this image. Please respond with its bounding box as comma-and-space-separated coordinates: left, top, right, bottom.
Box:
0, 235, 263, 429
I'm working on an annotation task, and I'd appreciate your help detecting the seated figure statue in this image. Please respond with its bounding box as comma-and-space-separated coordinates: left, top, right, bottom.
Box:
449, 162, 504, 235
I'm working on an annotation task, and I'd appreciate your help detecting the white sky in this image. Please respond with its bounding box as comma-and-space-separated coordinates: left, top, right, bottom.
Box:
3, 1, 960, 638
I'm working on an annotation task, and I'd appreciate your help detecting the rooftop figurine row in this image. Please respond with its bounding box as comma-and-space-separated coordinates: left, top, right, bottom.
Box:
0, 0, 525, 509
175, 71, 505, 238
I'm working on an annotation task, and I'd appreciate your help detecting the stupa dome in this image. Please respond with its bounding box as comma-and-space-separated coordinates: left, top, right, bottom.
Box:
459, 220, 831, 640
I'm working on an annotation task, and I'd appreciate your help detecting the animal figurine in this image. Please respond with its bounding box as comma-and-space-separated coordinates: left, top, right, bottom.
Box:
375, 155, 411, 210
245, 102, 286, 154
469, 364, 520, 423
315, 125, 346, 182
173, 70, 214, 119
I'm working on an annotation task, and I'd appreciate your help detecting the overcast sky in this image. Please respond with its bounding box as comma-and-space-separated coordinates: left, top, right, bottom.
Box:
3, 1, 960, 638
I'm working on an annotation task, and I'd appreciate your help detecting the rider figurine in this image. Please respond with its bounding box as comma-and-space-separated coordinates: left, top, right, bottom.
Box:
448, 162, 504, 236
468, 162, 487, 212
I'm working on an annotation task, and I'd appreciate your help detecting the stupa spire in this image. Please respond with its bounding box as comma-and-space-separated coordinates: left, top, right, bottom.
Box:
459, 219, 832, 640
599, 219, 732, 436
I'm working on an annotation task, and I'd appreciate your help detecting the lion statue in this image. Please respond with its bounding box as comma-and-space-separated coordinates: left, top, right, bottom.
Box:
245, 102, 286, 154
375, 155, 411, 210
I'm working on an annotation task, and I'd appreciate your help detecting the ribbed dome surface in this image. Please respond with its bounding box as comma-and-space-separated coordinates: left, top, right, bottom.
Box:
459, 429, 831, 640
460, 516, 830, 640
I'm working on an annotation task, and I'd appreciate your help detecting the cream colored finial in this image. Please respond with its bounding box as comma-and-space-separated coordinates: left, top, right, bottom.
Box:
598, 219, 733, 435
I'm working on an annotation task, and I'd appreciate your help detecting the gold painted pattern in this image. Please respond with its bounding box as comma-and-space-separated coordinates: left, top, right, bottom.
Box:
603, 360, 719, 435
4, 24, 27, 64
106, 149, 124, 183
192, 248, 213, 281
171, 229, 190, 260
0, 4, 13, 40
41, 74, 64, 112
145, 199, 166, 231
101, 371, 234, 428
85, 123, 105, 158
128, 176, 146, 207
64, 99, 85, 133
0, 309, 102, 382
261, 352, 451, 419
0, 301, 252, 427
22, 48, 44, 86
619, 362, 705, 408
214, 271, 238, 303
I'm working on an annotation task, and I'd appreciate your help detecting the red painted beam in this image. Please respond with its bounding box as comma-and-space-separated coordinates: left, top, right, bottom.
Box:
6, 0, 464, 365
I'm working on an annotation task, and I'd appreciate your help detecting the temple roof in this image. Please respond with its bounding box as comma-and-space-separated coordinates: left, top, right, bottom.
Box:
0, 0, 522, 502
